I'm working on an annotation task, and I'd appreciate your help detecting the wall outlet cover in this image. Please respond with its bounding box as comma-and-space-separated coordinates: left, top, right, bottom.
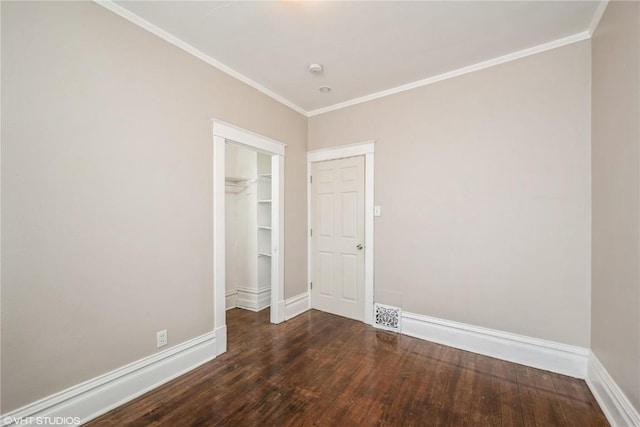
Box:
156, 329, 168, 348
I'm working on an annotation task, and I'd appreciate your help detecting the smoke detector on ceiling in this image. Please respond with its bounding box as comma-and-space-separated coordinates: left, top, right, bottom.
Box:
308, 63, 323, 74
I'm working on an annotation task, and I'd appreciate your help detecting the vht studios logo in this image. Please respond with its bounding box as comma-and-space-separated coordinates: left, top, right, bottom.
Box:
2, 416, 81, 426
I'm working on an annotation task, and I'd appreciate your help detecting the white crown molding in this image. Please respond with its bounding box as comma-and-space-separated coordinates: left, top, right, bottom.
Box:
308, 31, 591, 116
95, 1, 599, 119
586, 352, 640, 427
93, 0, 307, 117
401, 311, 589, 378
0, 331, 217, 426
588, 0, 610, 36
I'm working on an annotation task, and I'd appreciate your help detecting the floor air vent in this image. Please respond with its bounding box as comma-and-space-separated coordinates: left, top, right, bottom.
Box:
374, 303, 401, 332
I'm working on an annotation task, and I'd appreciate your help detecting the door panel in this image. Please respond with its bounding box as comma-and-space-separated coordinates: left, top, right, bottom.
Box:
318, 194, 333, 236
341, 192, 358, 238
311, 156, 365, 321
341, 253, 358, 301
319, 251, 334, 297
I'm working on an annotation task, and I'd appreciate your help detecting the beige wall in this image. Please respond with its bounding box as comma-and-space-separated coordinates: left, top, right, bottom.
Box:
1, 1, 307, 412
4, 0, 637, 417
591, 0, 640, 412
309, 41, 592, 347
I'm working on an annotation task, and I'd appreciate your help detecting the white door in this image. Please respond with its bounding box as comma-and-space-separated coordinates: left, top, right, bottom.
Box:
311, 156, 365, 321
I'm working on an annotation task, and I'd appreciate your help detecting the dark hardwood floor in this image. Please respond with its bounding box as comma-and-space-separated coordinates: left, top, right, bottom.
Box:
86, 309, 608, 426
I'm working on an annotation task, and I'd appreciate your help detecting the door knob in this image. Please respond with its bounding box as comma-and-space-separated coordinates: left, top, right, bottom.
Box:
356, 244, 363, 250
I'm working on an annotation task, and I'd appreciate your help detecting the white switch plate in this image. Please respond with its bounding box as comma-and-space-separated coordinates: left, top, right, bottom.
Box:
374, 206, 381, 217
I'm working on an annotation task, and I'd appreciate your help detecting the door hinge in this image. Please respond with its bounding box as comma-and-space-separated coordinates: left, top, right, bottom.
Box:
310, 228, 313, 237
310, 282, 313, 289
310, 175, 313, 184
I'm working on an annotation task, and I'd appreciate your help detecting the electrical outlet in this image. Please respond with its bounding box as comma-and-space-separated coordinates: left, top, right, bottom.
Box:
156, 329, 167, 348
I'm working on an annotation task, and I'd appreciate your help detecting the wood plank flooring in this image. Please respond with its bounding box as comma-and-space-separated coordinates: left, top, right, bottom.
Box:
86, 309, 608, 426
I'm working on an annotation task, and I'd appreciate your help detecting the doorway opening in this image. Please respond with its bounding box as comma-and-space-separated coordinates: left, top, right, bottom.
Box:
213, 120, 286, 356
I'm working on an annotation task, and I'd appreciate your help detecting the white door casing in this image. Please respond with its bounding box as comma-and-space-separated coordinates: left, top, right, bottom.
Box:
308, 141, 374, 324
213, 120, 286, 356
311, 156, 366, 321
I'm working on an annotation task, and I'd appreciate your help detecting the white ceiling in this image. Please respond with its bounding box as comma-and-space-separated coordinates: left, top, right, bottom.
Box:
109, 1, 602, 115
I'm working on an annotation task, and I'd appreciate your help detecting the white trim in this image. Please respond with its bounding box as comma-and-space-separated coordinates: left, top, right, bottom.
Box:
94, 1, 598, 119
588, 1, 610, 36
212, 120, 286, 156
363, 151, 374, 325
586, 352, 640, 427
270, 154, 286, 324
236, 286, 271, 312
213, 135, 226, 349
307, 141, 375, 325
401, 311, 589, 378
93, 1, 306, 117
212, 121, 286, 348
285, 292, 311, 320
0, 332, 216, 427
307, 141, 375, 162
225, 290, 237, 310
307, 32, 590, 116
214, 326, 226, 357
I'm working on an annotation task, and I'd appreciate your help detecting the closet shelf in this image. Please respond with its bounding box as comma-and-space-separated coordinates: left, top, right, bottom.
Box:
225, 176, 250, 183
259, 173, 272, 178
257, 200, 272, 203
225, 185, 247, 194
258, 252, 272, 257
258, 226, 272, 230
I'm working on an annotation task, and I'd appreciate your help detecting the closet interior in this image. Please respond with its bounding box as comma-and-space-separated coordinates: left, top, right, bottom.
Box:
225, 143, 272, 312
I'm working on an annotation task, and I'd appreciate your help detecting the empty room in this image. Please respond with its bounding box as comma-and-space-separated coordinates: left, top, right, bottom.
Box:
1, 1, 638, 426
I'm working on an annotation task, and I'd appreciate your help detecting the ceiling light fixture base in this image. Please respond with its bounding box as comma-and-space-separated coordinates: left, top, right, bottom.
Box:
308, 63, 323, 74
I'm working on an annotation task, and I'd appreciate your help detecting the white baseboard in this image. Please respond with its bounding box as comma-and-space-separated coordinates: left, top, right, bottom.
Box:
586, 352, 640, 427
0, 332, 217, 427
236, 286, 271, 312
401, 311, 589, 378
225, 290, 237, 310
285, 292, 310, 320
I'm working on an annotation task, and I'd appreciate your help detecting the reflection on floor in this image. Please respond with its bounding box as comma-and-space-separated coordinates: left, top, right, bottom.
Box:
87, 308, 608, 426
